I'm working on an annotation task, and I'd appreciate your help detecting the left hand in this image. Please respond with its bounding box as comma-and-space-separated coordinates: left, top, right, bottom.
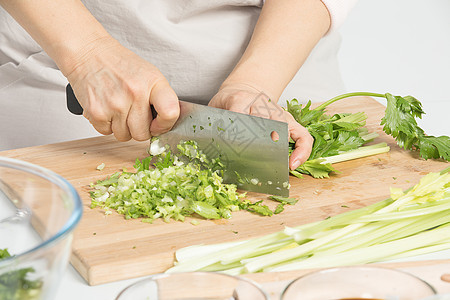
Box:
209, 83, 313, 170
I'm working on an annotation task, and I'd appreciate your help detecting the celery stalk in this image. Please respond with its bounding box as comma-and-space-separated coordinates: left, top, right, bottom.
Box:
166, 170, 450, 275
266, 223, 450, 272
321, 143, 390, 165
352, 197, 450, 222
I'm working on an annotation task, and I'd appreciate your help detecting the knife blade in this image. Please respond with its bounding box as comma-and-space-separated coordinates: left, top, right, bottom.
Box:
66, 84, 289, 196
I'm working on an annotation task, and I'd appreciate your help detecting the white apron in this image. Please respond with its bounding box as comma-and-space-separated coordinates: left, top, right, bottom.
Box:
0, 0, 345, 151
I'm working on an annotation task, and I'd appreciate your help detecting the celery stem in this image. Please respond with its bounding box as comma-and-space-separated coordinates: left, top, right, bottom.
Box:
315, 92, 386, 111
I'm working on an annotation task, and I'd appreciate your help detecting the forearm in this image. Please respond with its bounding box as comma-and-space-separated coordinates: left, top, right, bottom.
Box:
0, 0, 111, 76
222, 0, 331, 101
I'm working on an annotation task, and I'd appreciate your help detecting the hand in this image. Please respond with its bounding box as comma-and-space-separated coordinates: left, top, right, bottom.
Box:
65, 37, 180, 141
209, 83, 313, 170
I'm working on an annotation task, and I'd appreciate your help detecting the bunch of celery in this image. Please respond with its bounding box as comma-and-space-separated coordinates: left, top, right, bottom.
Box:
287, 92, 450, 178
166, 168, 450, 275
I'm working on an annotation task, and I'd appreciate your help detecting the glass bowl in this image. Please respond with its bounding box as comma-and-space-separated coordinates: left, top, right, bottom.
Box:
281, 266, 437, 300
116, 272, 269, 300
0, 157, 82, 300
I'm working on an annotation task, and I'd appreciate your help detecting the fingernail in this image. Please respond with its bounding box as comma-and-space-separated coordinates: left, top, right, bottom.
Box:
291, 159, 301, 171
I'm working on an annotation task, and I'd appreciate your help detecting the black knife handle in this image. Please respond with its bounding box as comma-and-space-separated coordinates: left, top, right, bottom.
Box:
66, 84, 84, 115
66, 83, 157, 118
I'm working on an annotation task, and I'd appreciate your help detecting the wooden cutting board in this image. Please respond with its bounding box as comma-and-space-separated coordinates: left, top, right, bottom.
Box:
1, 97, 448, 286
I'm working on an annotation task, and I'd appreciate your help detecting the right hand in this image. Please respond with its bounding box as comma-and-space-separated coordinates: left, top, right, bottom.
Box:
209, 83, 313, 170
65, 36, 180, 142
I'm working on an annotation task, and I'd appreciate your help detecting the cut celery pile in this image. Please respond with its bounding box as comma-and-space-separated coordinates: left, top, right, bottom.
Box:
90, 140, 293, 223
166, 169, 450, 274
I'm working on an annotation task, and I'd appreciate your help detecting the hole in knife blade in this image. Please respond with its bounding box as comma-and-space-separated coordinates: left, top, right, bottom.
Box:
270, 131, 279, 142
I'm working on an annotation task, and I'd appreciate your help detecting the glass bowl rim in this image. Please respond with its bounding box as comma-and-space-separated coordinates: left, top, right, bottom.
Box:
280, 265, 437, 298
115, 271, 270, 300
0, 156, 82, 265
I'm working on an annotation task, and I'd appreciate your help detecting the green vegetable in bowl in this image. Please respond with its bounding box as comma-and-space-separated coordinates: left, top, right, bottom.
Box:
90, 140, 293, 223
0, 249, 10, 260
287, 92, 450, 178
0, 249, 42, 300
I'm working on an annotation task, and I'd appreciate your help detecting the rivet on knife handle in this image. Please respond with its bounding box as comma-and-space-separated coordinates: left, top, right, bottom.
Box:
65, 83, 157, 118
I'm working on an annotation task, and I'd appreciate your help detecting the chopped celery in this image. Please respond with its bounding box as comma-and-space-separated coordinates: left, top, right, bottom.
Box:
90, 140, 286, 222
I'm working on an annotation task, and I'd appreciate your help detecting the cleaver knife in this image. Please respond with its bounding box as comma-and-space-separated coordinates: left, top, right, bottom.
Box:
66, 84, 289, 196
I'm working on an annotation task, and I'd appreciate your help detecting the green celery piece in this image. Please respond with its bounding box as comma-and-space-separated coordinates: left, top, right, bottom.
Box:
0, 249, 43, 300
289, 170, 303, 179
335, 131, 366, 152
220, 266, 246, 276
199, 240, 295, 273
175, 240, 245, 263
360, 131, 379, 142
320, 143, 390, 165
191, 201, 220, 219
352, 197, 450, 222
133, 156, 152, 171
269, 195, 299, 205
307, 131, 334, 159
330, 112, 367, 131
368, 209, 450, 245
199, 261, 244, 272
441, 166, 450, 175
0, 249, 11, 260
154, 150, 174, 170
286, 197, 393, 242
167, 241, 249, 273
396, 95, 425, 118
274, 204, 285, 214
318, 209, 450, 254
316, 218, 417, 254
295, 159, 337, 179
216, 231, 290, 266
387, 171, 450, 210
243, 202, 273, 216
266, 223, 450, 272
93, 172, 121, 186
418, 135, 450, 160
379, 242, 450, 262
218, 240, 296, 271
243, 221, 367, 273
287, 99, 325, 126
381, 93, 423, 150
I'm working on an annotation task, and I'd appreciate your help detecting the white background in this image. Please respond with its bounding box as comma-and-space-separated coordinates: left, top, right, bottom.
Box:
338, 0, 450, 137
57, 0, 450, 298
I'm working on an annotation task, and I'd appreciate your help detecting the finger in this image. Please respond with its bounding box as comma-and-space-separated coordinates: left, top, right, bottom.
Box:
87, 117, 113, 136
286, 112, 313, 170
149, 80, 180, 136
111, 110, 132, 141
127, 100, 152, 141
83, 105, 113, 136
